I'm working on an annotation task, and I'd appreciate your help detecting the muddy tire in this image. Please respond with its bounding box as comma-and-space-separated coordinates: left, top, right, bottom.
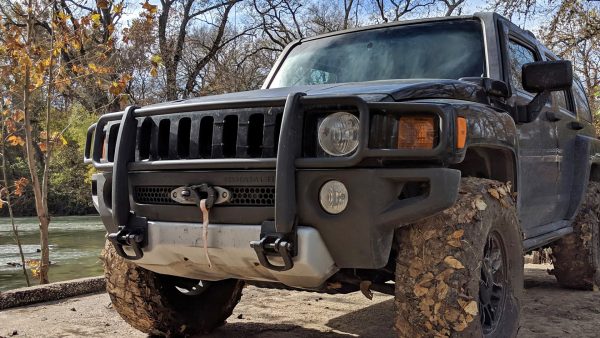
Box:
550, 182, 600, 290
101, 241, 244, 337
394, 177, 523, 338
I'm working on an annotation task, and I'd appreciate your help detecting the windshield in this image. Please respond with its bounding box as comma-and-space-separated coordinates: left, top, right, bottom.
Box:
269, 20, 486, 88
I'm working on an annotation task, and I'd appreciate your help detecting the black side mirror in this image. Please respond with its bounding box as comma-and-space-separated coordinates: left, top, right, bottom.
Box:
520, 60, 573, 122
522, 60, 573, 92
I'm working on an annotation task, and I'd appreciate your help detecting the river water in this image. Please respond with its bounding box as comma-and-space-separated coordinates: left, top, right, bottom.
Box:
0, 215, 106, 291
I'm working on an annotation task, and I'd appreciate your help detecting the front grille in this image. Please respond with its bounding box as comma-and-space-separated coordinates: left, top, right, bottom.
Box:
134, 186, 275, 207
99, 108, 284, 163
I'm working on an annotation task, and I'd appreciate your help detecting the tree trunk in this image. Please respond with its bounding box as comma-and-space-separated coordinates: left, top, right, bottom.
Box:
23, 0, 51, 284
1, 119, 30, 287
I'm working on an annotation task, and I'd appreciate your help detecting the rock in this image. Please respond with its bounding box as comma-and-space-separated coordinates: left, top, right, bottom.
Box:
0, 277, 105, 310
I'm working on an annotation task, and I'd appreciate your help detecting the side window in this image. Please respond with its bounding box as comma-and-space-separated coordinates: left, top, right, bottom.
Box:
508, 40, 537, 94
552, 91, 569, 111
573, 80, 593, 122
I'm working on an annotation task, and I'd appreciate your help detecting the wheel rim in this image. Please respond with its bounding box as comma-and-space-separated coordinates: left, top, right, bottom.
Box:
479, 231, 508, 335
168, 277, 211, 296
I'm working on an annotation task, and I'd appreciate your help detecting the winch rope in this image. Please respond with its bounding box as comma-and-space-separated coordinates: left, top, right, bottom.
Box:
199, 199, 213, 268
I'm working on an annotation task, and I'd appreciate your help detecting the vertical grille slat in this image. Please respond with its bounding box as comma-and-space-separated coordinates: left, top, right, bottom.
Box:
177, 118, 191, 159
211, 117, 224, 158
189, 117, 201, 158
236, 114, 250, 158
222, 115, 238, 158
247, 113, 265, 158
137, 118, 153, 161
157, 119, 171, 159
199, 116, 214, 158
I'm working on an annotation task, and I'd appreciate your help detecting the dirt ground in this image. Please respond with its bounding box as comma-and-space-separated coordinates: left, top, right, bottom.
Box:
1, 264, 599, 338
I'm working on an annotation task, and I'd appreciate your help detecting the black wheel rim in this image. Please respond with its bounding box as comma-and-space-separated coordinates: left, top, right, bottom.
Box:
163, 275, 212, 297
479, 231, 508, 335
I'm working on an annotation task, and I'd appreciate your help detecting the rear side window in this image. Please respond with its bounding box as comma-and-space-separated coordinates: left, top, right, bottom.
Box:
573, 80, 592, 122
552, 91, 569, 111
508, 40, 537, 94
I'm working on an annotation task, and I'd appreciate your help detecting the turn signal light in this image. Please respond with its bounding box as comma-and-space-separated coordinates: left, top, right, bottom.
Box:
456, 117, 467, 149
397, 117, 436, 149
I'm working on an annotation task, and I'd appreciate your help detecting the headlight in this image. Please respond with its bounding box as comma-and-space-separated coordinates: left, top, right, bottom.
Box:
317, 112, 359, 156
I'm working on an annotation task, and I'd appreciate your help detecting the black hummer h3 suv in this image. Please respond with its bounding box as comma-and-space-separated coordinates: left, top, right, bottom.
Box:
85, 12, 600, 338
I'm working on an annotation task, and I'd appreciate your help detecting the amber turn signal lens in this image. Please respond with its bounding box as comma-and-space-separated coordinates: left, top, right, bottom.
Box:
456, 117, 467, 149
397, 117, 436, 149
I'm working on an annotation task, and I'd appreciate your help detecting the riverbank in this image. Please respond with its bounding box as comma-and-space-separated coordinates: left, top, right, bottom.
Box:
1, 265, 598, 337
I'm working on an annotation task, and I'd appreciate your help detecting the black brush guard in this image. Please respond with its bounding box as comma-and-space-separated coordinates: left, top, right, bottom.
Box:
84, 93, 455, 269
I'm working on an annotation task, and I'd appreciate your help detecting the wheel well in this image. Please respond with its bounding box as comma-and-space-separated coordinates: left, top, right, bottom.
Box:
450, 147, 516, 187
591, 163, 600, 182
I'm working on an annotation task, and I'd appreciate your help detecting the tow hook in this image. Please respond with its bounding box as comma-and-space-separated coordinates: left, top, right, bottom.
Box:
250, 220, 296, 272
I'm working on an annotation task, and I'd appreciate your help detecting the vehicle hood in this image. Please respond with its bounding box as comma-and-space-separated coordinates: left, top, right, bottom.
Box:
146, 79, 489, 109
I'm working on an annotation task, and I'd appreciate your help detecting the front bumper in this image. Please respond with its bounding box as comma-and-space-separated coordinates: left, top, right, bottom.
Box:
130, 223, 337, 288
93, 167, 460, 285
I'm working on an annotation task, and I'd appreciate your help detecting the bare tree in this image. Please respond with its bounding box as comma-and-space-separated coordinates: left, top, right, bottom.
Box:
252, 0, 305, 50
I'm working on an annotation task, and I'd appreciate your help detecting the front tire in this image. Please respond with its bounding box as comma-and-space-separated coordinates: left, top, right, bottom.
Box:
394, 178, 523, 337
550, 182, 600, 290
101, 241, 244, 337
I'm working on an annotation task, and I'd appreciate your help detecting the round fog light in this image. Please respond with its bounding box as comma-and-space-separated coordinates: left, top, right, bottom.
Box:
319, 180, 348, 214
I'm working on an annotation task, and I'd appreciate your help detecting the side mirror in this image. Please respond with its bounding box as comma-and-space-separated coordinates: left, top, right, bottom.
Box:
522, 60, 573, 93
519, 60, 573, 123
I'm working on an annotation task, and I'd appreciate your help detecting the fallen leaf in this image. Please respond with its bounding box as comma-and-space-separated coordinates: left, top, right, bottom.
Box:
463, 300, 478, 316
437, 281, 449, 300
436, 268, 455, 281
488, 188, 500, 200
444, 308, 460, 322
414, 284, 428, 297
408, 259, 424, 278
497, 186, 507, 196
474, 197, 487, 211
444, 256, 465, 269
450, 229, 464, 239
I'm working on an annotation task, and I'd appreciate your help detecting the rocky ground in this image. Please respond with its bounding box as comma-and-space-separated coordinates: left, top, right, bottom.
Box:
1, 265, 599, 337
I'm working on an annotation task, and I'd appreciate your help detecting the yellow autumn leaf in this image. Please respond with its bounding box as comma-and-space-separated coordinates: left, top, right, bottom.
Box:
114, 3, 124, 14
88, 63, 98, 72
150, 66, 158, 77
7, 135, 24, 146
150, 54, 162, 65
91, 13, 102, 25
444, 256, 465, 269
463, 300, 478, 316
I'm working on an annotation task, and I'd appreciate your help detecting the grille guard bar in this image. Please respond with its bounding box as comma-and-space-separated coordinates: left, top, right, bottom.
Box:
83, 93, 456, 266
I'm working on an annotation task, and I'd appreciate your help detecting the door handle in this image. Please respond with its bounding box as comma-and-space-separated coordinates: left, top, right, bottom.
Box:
568, 121, 584, 131
545, 112, 561, 122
